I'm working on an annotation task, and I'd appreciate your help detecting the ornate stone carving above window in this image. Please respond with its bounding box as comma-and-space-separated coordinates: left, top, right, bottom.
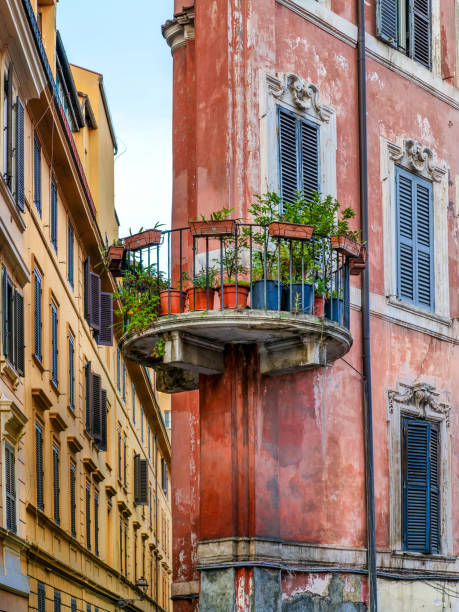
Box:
387, 139, 447, 183
388, 381, 451, 425
266, 73, 334, 123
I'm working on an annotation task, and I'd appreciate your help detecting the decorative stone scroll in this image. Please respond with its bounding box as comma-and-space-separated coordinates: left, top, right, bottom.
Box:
388, 139, 446, 183
388, 382, 451, 426
267, 73, 334, 123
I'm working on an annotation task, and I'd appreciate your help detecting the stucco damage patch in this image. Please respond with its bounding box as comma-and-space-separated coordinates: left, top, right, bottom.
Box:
282, 573, 368, 611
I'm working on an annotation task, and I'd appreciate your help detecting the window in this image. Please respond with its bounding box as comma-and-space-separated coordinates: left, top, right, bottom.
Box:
141, 405, 144, 442
148, 425, 151, 458
85, 361, 91, 431
149, 484, 152, 529
277, 106, 319, 205
86, 605, 91, 612
34, 134, 42, 215
38, 583, 46, 612
119, 518, 123, 573
396, 168, 433, 311
134, 454, 148, 505
377, 0, 431, 69
86, 480, 91, 550
15, 96, 25, 211
123, 435, 127, 487
54, 590, 61, 612
2, 267, 24, 375
134, 530, 137, 581
122, 360, 126, 402
94, 490, 99, 556
161, 458, 168, 498
68, 332, 75, 410
34, 268, 42, 362
117, 425, 122, 481
70, 462, 76, 537
124, 522, 128, 577
132, 383, 136, 423
53, 443, 60, 524
3, 65, 11, 184
51, 301, 58, 385
36, 422, 44, 510
116, 347, 120, 391
402, 416, 439, 553
5, 442, 16, 533
68, 222, 74, 288
50, 179, 58, 252
164, 410, 171, 429
71, 600, 77, 612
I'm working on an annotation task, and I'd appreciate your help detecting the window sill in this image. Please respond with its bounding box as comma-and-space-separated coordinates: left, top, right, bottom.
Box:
50, 379, 60, 397
387, 296, 451, 327
32, 353, 45, 372
391, 550, 456, 563
67, 404, 76, 419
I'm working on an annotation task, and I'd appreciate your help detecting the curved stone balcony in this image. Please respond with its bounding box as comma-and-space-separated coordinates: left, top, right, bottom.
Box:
118, 224, 357, 393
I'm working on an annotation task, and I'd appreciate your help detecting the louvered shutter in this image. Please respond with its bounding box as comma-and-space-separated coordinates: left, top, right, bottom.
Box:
68, 223, 74, 287
34, 270, 42, 361
53, 444, 60, 524
403, 418, 440, 553
70, 463, 76, 537
86, 482, 91, 550
85, 362, 92, 431
36, 423, 44, 510
6, 65, 13, 188
71, 600, 77, 612
301, 119, 320, 199
5, 442, 16, 533
397, 171, 415, 301
54, 590, 61, 612
376, 0, 398, 46
2, 267, 9, 358
34, 135, 42, 215
139, 458, 148, 505
51, 180, 58, 251
15, 97, 25, 211
91, 372, 102, 440
94, 491, 99, 556
15, 291, 24, 376
123, 435, 127, 485
69, 334, 74, 409
414, 178, 434, 309
84, 257, 91, 322
38, 583, 46, 612
409, 0, 431, 69
118, 426, 122, 480
51, 303, 58, 385
89, 272, 101, 331
99, 389, 107, 451
122, 360, 126, 402
98, 292, 113, 346
278, 108, 298, 205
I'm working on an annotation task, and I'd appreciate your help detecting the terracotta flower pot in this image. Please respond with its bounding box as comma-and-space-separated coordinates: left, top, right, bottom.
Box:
268, 222, 314, 241
217, 284, 250, 309
314, 296, 325, 317
349, 245, 367, 275
107, 245, 124, 277
186, 287, 215, 310
160, 289, 186, 315
124, 229, 162, 251
189, 219, 236, 237
330, 235, 361, 258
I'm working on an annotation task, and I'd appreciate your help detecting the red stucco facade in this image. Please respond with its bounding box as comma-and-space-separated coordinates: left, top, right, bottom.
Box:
163, 1, 459, 609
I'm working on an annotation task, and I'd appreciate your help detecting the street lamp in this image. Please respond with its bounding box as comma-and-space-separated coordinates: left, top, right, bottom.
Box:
116, 577, 149, 609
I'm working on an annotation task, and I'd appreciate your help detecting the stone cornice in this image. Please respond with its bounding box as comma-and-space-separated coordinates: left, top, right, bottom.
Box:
162, 6, 195, 55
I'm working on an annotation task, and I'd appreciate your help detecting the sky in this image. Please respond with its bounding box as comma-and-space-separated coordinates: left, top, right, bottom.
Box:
57, 0, 174, 239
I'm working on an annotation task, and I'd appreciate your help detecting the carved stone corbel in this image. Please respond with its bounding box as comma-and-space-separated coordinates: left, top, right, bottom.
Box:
0, 398, 28, 444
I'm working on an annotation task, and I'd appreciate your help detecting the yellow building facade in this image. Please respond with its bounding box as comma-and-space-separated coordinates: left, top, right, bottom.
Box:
0, 1, 172, 611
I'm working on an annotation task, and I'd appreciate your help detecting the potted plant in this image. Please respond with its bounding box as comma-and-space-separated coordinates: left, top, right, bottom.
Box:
183, 267, 218, 310
159, 286, 187, 315
214, 236, 250, 309
350, 244, 367, 275
123, 222, 164, 251
113, 265, 163, 334
325, 289, 344, 324
189, 207, 236, 237
107, 239, 125, 277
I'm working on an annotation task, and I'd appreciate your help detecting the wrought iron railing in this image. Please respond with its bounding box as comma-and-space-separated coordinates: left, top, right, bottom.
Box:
122, 224, 351, 329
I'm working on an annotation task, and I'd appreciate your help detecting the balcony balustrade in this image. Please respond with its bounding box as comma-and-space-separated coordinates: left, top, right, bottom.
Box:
118, 224, 354, 393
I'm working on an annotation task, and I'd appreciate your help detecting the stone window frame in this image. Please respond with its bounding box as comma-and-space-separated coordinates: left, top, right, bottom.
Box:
260, 72, 337, 199
387, 382, 453, 556
381, 138, 450, 325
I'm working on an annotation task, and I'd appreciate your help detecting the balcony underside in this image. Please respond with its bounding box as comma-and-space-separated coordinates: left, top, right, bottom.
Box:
121, 310, 353, 393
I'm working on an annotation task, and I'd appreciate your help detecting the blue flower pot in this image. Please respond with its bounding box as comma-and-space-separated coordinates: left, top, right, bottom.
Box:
283, 283, 314, 314
251, 280, 283, 310
325, 297, 344, 323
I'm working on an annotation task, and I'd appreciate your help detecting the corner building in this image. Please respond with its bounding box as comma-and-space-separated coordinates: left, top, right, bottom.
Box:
160, 0, 459, 610
0, 1, 172, 610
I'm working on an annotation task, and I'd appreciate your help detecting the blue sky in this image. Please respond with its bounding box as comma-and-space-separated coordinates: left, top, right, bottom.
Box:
57, 0, 174, 238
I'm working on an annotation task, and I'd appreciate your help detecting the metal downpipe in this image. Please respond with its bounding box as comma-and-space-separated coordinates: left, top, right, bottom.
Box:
357, 0, 378, 610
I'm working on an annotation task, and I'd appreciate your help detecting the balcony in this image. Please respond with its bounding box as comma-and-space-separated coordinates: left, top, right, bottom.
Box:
118, 223, 357, 393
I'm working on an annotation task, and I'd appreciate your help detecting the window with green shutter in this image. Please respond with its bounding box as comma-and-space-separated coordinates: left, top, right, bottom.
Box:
396, 167, 434, 311
5, 442, 16, 533
278, 106, 320, 206
377, 0, 432, 69
402, 416, 440, 553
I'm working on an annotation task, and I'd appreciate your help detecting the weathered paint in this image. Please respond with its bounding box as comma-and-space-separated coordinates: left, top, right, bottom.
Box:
166, 0, 459, 609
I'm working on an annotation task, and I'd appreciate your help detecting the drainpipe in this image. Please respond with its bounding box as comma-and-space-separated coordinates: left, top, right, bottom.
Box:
356, 0, 377, 610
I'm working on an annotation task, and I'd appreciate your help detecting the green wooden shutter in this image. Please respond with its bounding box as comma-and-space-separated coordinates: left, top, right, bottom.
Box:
403, 417, 440, 553
15, 291, 24, 376
34, 269, 42, 361
34, 135, 42, 215
36, 422, 44, 510
70, 463, 76, 537
300, 119, 320, 199
15, 97, 25, 211
376, 0, 398, 46
98, 292, 113, 346
278, 108, 299, 205
408, 0, 431, 69
5, 442, 16, 533
53, 443, 60, 524
37, 583, 46, 612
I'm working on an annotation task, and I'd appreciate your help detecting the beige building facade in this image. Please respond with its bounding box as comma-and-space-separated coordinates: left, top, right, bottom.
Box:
0, 1, 172, 611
